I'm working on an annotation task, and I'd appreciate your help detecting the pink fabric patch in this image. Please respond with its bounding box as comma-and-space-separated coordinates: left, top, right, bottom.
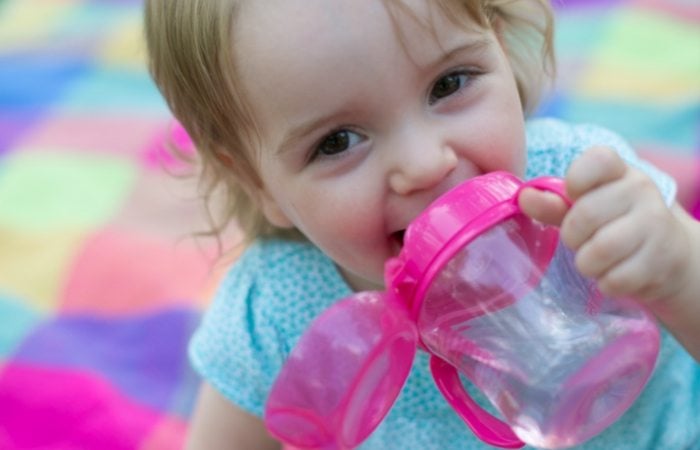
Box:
636, 0, 700, 22
60, 228, 217, 314
0, 362, 185, 450
638, 148, 700, 211
15, 114, 165, 157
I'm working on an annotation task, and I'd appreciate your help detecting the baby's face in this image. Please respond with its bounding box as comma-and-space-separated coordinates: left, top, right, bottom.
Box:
235, 0, 526, 290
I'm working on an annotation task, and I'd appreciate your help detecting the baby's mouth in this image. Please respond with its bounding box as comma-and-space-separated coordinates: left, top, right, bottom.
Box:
390, 230, 405, 254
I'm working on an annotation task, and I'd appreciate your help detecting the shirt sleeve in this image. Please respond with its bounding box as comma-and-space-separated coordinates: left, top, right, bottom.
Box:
188, 243, 285, 416
188, 239, 352, 417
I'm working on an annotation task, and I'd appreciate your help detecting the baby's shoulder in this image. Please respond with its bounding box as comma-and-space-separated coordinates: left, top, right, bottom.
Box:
526, 117, 627, 154
524, 117, 675, 203
233, 238, 342, 285
235, 238, 329, 278
525, 117, 632, 178
218, 238, 352, 319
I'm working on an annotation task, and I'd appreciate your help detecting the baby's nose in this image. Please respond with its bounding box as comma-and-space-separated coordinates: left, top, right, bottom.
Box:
388, 144, 458, 196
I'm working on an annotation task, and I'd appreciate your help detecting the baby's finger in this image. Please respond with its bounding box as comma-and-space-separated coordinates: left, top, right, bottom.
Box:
566, 147, 626, 201
560, 178, 633, 250
595, 237, 671, 301
596, 221, 686, 301
596, 253, 648, 299
517, 187, 569, 226
574, 215, 643, 280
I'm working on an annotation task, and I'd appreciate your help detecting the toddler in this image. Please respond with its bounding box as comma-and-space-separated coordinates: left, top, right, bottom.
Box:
144, 0, 700, 448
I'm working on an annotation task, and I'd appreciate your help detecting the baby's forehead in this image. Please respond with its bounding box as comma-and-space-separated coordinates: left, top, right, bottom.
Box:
232, 0, 490, 69
385, 3, 493, 62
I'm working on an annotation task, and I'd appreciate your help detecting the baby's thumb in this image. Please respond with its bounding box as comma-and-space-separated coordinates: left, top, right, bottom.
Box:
517, 187, 569, 226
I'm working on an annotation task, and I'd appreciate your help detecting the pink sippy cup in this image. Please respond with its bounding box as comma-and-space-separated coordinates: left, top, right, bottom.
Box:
264, 171, 660, 450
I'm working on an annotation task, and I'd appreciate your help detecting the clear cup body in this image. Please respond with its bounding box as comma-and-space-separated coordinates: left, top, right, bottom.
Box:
417, 218, 660, 448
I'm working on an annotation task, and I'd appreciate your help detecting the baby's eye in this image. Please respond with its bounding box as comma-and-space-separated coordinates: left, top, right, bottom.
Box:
429, 71, 470, 105
314, 129, 364, 158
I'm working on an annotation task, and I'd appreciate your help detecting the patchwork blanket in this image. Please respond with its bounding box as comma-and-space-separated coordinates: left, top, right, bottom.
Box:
0, 0, 697, 449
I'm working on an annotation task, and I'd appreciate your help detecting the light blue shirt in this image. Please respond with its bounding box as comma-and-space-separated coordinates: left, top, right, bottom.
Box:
189, 119, 699, 449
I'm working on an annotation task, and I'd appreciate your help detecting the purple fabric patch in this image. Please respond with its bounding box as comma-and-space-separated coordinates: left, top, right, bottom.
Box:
0, 110, 45, 156
12, 308, 201, 417
554, 0, 625, 10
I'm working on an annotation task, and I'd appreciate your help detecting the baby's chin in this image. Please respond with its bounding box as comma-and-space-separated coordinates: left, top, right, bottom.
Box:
338, 265, 386, 292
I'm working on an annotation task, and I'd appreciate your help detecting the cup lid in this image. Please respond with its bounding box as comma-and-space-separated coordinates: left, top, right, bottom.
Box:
265, 292, 418, 449
386, 172, 537, 316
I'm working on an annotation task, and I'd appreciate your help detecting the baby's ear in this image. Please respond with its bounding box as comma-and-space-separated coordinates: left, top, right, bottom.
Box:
259, 191, 295, 229
214, 149, 235, 168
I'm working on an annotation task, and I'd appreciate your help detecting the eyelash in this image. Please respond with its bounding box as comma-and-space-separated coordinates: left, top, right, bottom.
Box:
428, 68, 478, 105
309, 128, 365, 162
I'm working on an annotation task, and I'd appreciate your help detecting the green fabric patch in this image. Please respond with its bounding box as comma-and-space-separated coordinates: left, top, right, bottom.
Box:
555, 11, 612, 55
0, 151, 136, 230
595, 10, 700, 78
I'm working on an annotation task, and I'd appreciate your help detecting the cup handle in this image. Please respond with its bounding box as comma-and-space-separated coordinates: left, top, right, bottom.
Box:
518, 176, 572, 207
429, 355, 524, 449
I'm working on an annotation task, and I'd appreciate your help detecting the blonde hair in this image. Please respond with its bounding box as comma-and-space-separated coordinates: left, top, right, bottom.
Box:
144, 0, 555, 247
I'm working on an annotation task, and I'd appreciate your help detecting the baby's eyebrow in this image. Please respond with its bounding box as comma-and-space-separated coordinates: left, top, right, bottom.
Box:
276, 115, 332, 156
430, 36, 491, 66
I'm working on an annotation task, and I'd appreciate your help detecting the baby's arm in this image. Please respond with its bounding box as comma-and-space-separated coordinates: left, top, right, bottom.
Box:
519, 146, 700, 362
186, 382, 281, 450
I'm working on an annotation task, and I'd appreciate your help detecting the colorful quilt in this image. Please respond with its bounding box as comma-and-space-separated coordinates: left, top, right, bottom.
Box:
0, 0, 697, 449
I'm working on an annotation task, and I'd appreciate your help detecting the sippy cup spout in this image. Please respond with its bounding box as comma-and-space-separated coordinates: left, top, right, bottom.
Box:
384, 256, 418, 310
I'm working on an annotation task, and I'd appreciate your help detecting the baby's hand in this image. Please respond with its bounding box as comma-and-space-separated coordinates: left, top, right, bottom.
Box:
519, 146, 692, 304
